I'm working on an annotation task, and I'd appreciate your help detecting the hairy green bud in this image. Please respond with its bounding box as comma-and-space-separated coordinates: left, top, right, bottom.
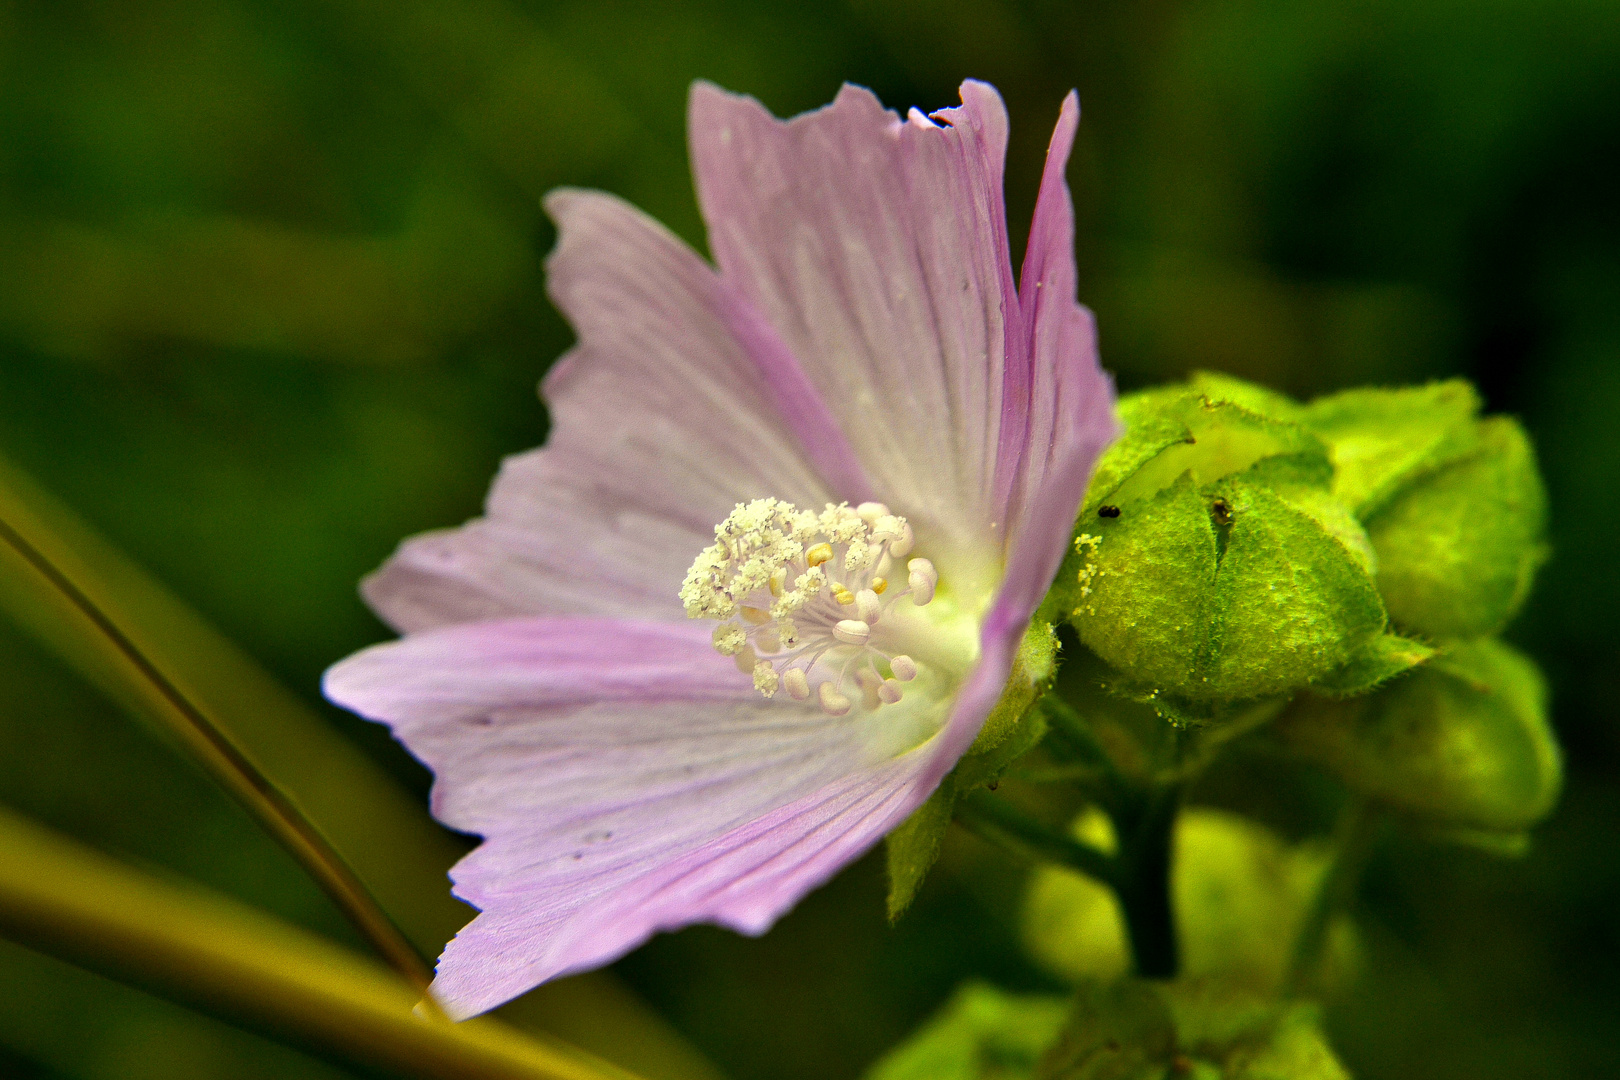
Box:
1362, 417, 1548, 639
1279, 638, 1561, 837
1065, 388, 1385, 707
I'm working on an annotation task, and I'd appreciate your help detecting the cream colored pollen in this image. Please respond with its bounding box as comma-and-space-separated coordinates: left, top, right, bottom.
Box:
681, 497, 936, 711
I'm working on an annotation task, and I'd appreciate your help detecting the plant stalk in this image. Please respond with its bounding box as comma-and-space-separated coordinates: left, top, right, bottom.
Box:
955, 789, 1117, 886
1111, 780, 1182, 980
0, 512, 437, 1003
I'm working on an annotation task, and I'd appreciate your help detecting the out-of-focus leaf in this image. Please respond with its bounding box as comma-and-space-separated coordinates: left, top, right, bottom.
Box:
0, 804, 635, 1080
1022, 810, 1358, 997
863, 982, 1070, 1080
0, 454, 723, 1080
300, 0, 652, 197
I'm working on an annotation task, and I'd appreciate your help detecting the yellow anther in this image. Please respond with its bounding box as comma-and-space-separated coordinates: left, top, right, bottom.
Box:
832, 584, 855, 605
871, 577, 887, 595
769, 568, 786, 597
806, 543, 834, 567
741, 606, 771, 624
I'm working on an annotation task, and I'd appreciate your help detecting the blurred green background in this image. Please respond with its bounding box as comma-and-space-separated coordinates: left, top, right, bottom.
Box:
0, 0, 1616, 1077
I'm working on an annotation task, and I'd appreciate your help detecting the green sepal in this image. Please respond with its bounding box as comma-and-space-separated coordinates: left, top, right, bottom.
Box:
1186, 370, 1306, 422
1078, 390, 1196, 521
885, 779, 956, 922
1104, 397, 1330, 511
968, 621, 1059, 758
863, 982, 1071, 1080
884, 622, 1058, 920
1035, 980, 1349, 1080
1298, 379, 1483, 518
1279, 638, 1562, 835
1365, 416, 1549, 640
1307, 631, 1435, 697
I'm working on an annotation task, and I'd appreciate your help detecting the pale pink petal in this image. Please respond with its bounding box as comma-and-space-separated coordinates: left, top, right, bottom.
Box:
322, 617, 956, 1019
364, 191, 864, 632
1004, 91, 1122, 574
689, 81, 1017, 552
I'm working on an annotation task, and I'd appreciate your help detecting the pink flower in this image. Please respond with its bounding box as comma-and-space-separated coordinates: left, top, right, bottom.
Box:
324, 80, 1118, 1019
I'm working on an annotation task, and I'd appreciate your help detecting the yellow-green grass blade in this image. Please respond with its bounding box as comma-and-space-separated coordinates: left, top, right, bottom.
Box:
0, 803, 641, 1080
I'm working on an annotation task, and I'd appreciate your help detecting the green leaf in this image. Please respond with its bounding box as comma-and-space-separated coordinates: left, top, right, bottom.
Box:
1280, 638, 1562, 835
0, 804, 636, 1080
864, 982, 1072, 1080
1299, 379, 1484, 519
1309, 631, 1436, 696
1365, 416, 1549, 640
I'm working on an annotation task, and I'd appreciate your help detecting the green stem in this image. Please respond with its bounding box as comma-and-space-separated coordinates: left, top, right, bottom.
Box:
1285, 798, 1380, 997
955, 789, 1117, 886
0, 512, 436, 1003
1040, 696, 1128, 807
1110, 781, 1182, 980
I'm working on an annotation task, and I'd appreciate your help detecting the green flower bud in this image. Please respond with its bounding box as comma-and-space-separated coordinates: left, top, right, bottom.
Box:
1298, 380, 1484, 518
1066, 390, 1385, 706
1023, 809, 1358, 996
1279, 639, 1561, 836
1361, 417, 1548, 639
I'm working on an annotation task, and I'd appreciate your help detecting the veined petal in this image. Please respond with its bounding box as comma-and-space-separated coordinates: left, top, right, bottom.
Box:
689, 81, 1017, 552
322, 617, 956, 1019
1005, 91, 1121, 546
363, 191, 858, 632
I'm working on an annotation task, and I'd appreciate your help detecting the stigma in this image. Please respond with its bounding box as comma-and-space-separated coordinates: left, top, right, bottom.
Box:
680, 499, 937, 714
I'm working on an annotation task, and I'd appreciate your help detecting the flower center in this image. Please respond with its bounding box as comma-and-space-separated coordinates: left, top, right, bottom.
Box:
680, 498, 942, 715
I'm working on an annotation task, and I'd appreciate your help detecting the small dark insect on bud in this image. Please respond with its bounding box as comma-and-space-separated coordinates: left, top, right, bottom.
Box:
1211, 498, 1233, 527
1098, 504, 1121, 519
